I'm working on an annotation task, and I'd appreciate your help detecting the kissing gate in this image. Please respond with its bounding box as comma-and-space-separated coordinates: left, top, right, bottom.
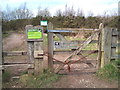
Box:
25, 22, 118, 74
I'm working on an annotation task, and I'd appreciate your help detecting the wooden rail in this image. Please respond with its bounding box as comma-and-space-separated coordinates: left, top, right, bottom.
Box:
3, 51, 27, 56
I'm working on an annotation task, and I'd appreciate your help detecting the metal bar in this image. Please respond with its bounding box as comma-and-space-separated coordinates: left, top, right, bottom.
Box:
47, 30, 73, 33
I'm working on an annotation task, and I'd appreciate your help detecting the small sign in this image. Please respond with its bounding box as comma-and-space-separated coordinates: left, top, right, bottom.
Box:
27, 29, 42, 40
54, 41, 78, 50
40, 21, 48, 26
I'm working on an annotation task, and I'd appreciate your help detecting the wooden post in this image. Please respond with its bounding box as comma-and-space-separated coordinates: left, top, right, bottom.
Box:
101, 27, 112, 67
48, 22, 54, 72
0, 13, 2, 89
34, 41, 43, 75
25, 25, 44, 75
25, 25, 34, 64
97, 23, 103, 69
25, 25, 34, 74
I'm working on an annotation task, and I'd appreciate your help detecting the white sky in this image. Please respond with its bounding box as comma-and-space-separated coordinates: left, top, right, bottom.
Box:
0, 0, 119, 16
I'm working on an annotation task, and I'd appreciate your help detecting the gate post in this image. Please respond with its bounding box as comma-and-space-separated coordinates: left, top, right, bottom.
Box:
47, 22, 54, 72
101, 27, 112, 68
25, 25, 44, 75
0, 12, 2, 89
97, 23, 103, 69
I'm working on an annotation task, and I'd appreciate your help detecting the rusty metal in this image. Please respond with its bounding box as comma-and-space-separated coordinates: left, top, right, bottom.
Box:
44, 50, 97, 72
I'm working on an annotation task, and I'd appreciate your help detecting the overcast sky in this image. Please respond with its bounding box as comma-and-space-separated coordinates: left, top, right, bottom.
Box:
0, 0, 119, 16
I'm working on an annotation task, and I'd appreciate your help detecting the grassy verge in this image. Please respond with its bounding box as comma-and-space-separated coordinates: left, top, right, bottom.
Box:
96, 60, 120, 81
3, 71, 12, 83
19, 69, 62, 88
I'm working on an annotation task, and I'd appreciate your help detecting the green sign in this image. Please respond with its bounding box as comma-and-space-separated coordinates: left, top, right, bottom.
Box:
28, 29, 42, 39
40, 21, 48, 26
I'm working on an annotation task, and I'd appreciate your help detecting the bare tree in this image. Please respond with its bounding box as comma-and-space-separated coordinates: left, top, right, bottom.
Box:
2, 5, 13, 20
37, 6, 51, 17
14, 2, 33, 19
55, 9, 63, 16
76, 8, 84, 17
2, 3, 33, 20
63, 4, 75, 17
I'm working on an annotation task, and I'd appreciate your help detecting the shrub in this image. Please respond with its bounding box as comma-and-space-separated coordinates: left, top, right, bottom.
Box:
96, 60, 120, 81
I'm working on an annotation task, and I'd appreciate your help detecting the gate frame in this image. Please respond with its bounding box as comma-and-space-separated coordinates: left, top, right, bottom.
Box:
47, 23, 104, 73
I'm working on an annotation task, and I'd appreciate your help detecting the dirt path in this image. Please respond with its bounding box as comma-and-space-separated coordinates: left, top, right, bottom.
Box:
3, 33, 118, 88
52, 73, 118, 88
3, 33, 26, 51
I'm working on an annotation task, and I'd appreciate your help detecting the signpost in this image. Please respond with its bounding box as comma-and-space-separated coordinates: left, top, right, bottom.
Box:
40, 21, 48, 26
28, 29, 42, 39
25, 25, 44, 75
27, 27, 43, 41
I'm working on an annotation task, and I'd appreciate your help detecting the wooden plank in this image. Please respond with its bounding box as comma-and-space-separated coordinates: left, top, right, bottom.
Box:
4, 62, 33, 65
112, 36, 117, 44
103, 27, 112, 65
111, 47, 117, 57
112, 28, 118, 35
53, 60, 97, 64
54, 30, 100, 73
48, 22, 54, 72
3, 51, 27, 56
2, 64, 33, 67
111, 44, 117, 48
111, 55, 119, 59
53, 50, 98, 54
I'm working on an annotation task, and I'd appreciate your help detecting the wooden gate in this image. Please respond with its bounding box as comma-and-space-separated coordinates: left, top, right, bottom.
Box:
47, 23, 103, 74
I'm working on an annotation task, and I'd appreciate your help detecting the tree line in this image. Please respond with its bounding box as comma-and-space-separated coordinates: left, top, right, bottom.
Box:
2, 3, 119, 33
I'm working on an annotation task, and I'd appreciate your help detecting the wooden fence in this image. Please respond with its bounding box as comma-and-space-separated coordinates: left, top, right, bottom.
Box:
1, 22, 119, 74
100, 27, 118, 68
47, 23, 102, 73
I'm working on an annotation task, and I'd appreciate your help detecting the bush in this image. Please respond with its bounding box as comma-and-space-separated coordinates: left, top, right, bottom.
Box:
96, 60, 120, 81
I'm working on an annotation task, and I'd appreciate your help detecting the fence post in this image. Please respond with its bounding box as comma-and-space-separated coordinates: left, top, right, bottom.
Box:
97, 23, 103, 69
0, 12, 2, 89
25, 25, 44, 75
34, 41, 43, 75
101, 27, 112, 67
48, 22, 54, 72
25, 25, 34, 74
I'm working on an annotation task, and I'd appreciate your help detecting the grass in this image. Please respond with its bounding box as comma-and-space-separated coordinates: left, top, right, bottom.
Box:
19, 69, 62, 88
3, 71, 12, 82
83, 43, 97, 50
96, 59, 120, 81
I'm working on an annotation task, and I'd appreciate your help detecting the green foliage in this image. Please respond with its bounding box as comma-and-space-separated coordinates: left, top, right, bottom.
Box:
19, 69, 62, 88
96, 60, 119, 81
2, 15, 118, 33
3, 71, 11, 82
